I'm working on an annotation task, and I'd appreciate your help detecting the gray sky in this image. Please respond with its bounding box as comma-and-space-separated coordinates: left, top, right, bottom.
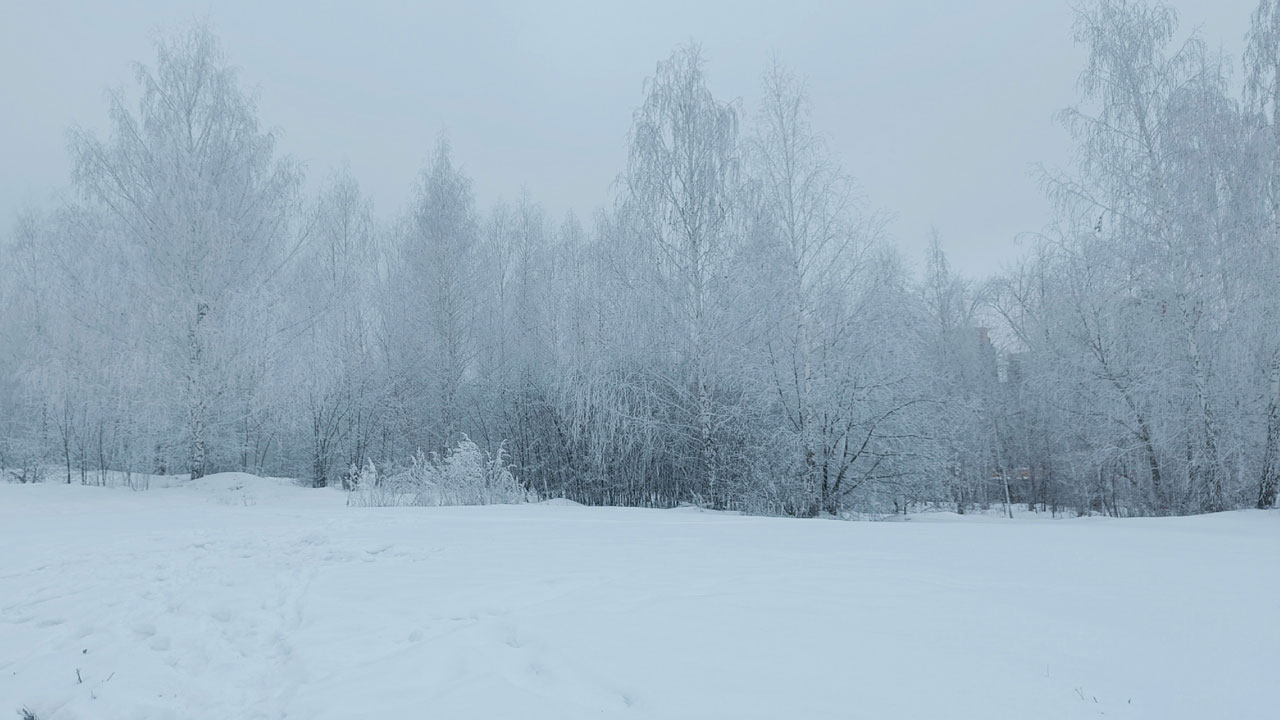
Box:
1, 0, 1257, 277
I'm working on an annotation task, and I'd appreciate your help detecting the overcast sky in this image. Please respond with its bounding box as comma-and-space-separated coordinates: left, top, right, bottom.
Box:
1, 0, 1258, 277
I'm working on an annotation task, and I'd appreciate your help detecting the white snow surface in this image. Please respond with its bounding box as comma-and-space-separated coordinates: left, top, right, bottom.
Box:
1, 474, 1276, 719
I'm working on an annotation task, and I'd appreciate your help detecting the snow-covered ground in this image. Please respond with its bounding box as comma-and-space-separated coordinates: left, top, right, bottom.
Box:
1, 475, 1275, 719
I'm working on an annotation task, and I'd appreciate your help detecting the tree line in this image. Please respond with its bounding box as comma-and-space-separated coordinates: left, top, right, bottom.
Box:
3, 0, 1279, 517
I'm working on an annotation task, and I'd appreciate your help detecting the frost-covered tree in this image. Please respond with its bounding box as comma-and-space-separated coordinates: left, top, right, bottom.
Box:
744, 62, 924, 514
291, 170, 384, 487
67, 23, 301, 479
1245, 0, 1280, 508
5, 10, 1278, 518
1035, 0, 1252, 513
385, 138, 479, 456
623, 43, 742, 507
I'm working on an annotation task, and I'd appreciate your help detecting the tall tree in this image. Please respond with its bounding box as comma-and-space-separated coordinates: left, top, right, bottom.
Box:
1246, 0, 1280, 508
387, 138, 479, 455
747, 61, 909, 514
68, 23, 300, 478
624, 44, 741, 506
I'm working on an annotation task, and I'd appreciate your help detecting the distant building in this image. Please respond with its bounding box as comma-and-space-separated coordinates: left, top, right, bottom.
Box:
1002, 351, 1030, 386
973, 327, 997, 383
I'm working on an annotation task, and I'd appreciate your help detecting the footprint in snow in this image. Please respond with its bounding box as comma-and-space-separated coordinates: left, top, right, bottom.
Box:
298, 533, 329, 546
501, 627, 522, 648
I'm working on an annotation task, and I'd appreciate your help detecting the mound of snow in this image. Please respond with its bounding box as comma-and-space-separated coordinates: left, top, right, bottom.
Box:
177, 472, 329, 507
537, 497, 584, 507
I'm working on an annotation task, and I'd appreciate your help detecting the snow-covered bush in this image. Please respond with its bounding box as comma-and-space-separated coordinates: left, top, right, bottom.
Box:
347, 439, 533, 507
3, 463, 45, 485
345, 460, 401, 507
430, 438, 531, 506
0, 432, 46, 484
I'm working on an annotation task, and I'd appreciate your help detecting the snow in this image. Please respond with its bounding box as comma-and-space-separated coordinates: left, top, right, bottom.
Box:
1, 476, 1276, 719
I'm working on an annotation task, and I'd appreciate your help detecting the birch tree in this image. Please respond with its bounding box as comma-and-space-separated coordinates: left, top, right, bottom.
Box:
68, 23, 300, 478
624, 43, 741, 506
747, 61, 912, 514
294, 170, 382, 487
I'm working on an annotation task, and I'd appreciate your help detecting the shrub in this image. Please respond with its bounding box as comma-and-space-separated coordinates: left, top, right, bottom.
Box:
348, 438, 533, 507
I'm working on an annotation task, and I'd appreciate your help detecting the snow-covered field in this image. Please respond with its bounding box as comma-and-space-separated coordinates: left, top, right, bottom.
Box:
1, 475, 1275, 719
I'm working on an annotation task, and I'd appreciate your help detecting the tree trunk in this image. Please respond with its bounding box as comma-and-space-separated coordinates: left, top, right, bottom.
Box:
186, 302, 209, 480
1258, 350, 1280, 509
1182, 306, 1222, 512
187, 407, 206, 480
312, 411, 330, 489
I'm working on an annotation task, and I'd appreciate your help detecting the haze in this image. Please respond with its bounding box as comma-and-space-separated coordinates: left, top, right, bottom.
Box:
0, 0, 1255, 276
